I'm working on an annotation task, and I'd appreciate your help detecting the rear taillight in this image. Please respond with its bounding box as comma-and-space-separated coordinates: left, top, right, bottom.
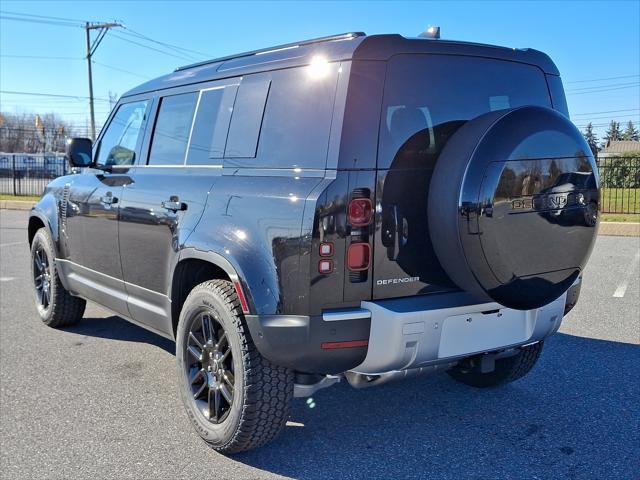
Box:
318, 259, 334, 274
348, 198, 373, 227
347, 242, 370, 271
319, 242, 333, 256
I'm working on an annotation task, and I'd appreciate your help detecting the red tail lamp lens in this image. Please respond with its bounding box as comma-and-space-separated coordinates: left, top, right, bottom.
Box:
347, 242, 371, 271
318, 259, 334, 274
348, 198, 373, 227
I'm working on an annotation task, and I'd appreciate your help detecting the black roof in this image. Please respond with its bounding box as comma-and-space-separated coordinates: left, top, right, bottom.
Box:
123, 33, 559, 98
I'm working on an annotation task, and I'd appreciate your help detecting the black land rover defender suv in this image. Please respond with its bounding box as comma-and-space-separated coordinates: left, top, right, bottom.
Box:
28, 32, 598, 453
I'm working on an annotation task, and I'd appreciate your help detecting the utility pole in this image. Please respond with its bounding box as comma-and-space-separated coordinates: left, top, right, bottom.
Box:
85, 21, 122, 140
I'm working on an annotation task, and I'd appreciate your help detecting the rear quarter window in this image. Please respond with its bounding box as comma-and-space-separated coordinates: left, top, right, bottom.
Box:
223, 62, 340, 170
379, 55, 551, 169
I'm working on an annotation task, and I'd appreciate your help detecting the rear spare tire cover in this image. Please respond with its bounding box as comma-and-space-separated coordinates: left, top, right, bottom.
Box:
428, 106, 599, 310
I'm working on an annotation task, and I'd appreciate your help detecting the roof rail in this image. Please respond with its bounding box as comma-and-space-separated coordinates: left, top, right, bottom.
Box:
174, 32, 366, 72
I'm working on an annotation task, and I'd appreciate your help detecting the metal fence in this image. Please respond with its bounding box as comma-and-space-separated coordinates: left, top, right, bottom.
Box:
0, 153, 69, 196
1, 152, 639, 215
597, 156, 640, 214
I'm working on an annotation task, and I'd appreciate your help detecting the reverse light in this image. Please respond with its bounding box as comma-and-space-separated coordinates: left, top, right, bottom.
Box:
318, 259, 334, 274
348, 198, 373, 227
319, 242, 333, 256
347, 242, 371, 271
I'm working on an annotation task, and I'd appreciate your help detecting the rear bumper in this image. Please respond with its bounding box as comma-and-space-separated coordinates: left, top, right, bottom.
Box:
247, 277, 580, 375
355, 290, 567, 375
245, 313, 371, 374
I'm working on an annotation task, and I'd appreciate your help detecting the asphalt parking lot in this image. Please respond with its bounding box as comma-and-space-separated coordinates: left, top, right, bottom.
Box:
1, 208, 639, 480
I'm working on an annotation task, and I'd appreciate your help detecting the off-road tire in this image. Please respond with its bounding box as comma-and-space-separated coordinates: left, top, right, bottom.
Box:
176, 279, 294, 454
448, 342, 544, 388
30, 227, 85, 327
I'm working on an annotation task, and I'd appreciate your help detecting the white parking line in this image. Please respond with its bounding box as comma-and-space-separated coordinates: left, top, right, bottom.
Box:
0, 277, 16, 282
0, 242, 25, 248
613, 250, 640, 298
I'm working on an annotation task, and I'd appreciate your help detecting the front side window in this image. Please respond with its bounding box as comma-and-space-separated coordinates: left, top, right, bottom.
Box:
148, 92, 198, 165
95, 101, 148, 167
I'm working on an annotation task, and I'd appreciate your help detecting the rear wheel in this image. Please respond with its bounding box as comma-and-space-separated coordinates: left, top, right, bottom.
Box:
30, 228, 85, 327
447, 342, 544, 388
176, 280, 294, 454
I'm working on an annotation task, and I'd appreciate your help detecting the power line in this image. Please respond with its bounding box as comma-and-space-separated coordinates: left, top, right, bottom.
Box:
0, 9, 89, 24
109, 32, 195, 61
575, 113, 640, 120
572, 108, 640, 116
1, 90, 110, 102
0, 15, 81, 28
566, 84, 640, 95
119, 28, 209, 59
0, 54, 81, 60
91, 61, 151, 80
565, 74, 640, 84
567, 81, 640, 92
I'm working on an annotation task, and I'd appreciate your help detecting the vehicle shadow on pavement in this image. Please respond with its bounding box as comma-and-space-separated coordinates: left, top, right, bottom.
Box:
235, 333, 639, 479
64, 315, 175, 355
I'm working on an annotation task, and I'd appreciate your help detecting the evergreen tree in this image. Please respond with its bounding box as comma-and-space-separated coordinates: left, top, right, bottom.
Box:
604, 120, 623, 143
582, 122, 599, 155
622, 121, 639, 141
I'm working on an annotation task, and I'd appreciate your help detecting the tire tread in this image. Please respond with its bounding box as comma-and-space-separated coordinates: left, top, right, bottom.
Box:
183, 279, 293, 454
32, 228, 85, 328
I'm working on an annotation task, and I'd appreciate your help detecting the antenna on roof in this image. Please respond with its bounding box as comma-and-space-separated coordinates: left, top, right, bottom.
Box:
419, 26, 440, 39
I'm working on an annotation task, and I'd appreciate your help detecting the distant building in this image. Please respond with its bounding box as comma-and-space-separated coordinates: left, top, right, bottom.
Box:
599, 140, 640, 158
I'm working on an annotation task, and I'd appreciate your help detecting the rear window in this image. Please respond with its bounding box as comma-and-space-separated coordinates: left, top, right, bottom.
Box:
378, 55, 551, 169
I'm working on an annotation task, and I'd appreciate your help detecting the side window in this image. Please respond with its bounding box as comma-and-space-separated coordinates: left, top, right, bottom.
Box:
148, 92, 198, 165
95, 101, 148, 167
224, 77, 270, 158
186, 85, 238, 164
224, 63, 340, 169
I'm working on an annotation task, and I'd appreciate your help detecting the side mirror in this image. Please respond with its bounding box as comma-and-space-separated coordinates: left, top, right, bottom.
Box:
66, 138, 93, 168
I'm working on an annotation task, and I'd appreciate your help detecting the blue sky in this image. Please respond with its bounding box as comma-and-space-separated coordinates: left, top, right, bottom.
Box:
1, 0, 638, 140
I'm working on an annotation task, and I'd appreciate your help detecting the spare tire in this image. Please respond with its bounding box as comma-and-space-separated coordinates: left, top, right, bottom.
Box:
428, 106, 599, 310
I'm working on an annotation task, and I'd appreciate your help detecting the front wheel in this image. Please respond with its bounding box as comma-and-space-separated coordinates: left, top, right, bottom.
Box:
30, 228, 85, 327
176, 280, 294, 454
447, 342, 544, 388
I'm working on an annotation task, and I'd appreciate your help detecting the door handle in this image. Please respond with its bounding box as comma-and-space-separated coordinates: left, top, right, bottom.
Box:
162, 196, 187, 212
100, 192, 117, 205
381, 204, 406, 261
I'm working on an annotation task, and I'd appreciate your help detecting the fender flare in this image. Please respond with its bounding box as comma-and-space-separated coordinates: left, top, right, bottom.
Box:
29, 194, 59, 245
172, 247, 254, 314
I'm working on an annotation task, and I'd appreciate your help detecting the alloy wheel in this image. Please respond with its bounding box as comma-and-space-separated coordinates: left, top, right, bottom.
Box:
33, 246, 52, 311
184, 311, 235, 423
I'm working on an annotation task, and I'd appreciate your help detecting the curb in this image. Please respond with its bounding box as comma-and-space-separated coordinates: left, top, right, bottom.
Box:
0, 200, 36, 210
598, 222, 640, 237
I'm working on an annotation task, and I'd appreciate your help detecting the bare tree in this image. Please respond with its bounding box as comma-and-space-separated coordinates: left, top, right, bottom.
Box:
0, 112, 80, 153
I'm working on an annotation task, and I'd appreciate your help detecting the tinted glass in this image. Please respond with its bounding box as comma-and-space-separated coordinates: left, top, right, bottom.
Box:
148, 92, 198, 165
225, 78, 270, 158
224, 63, 340, 169
186, 85, 238, 164
546, 75, 569, 117
95, 101, 148, 167
379, 55, 551, 169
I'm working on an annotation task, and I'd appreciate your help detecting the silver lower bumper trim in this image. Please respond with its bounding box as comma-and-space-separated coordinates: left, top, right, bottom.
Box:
352, 289, 570, 375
